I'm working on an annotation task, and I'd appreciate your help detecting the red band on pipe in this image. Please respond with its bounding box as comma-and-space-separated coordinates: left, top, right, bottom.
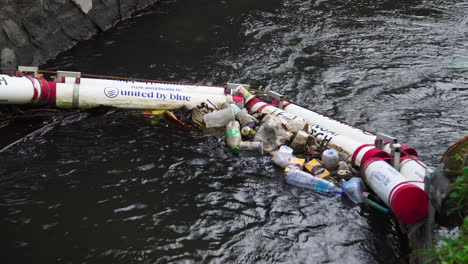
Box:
350, 144, 374, 167
245, 98, 262, 110
361, 148, 389, 168
271, 99, 292, 107
257, 103, 273, 112
401, 145, 418, 157
24, 75, 38, 103
36, 77, 50, 104
47, 81, 57, 105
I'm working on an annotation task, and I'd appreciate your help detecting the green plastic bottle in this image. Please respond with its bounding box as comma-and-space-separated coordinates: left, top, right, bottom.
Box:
226, 121, 241, 154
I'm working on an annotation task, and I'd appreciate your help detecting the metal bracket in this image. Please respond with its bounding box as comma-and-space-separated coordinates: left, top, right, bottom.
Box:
392, 143, 401, 170
376, 133, 401, 170
56, 71, 82, 108
56, 71, 81, 82
266, 91, 285, 109
17, 66, 40, 77
375, 133, 397, 150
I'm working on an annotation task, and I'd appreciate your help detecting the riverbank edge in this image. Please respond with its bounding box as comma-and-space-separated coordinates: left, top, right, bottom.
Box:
0, 0, 159, 71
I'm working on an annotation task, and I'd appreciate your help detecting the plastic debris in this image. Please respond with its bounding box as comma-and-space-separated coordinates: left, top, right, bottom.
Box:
341, 178, 365, 204
321, 148, 340, 170
285, 158, 305, 173
226, 121, 241, 154
289, 130, 309, 154
204, 105, 235, 128
286, 169, 343, 196
272, 145, 294, 168
239, 141, 263, 156
305, 159, 331, 178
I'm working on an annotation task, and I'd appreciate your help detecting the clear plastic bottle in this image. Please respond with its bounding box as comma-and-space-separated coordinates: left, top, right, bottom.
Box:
286, 170, 343, 196
237, 108, 258, 128
341, 178, 364, 204
226, 121, 241, 154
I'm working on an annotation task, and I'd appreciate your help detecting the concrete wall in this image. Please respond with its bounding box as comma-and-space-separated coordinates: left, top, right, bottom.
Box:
0, 0, 159, 71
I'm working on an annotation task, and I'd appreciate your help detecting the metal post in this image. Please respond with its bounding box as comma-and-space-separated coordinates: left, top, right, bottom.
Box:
392, 143, 401, 170
266, 91, 285, 109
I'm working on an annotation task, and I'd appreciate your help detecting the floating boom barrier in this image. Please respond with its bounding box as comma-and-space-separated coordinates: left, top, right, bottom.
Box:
0, 67, 431, 223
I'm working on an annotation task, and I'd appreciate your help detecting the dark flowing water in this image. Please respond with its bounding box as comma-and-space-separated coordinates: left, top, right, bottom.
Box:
1, 0, 468, 263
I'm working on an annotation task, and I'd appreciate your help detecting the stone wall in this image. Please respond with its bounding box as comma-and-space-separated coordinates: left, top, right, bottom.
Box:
0, 0, 159, 71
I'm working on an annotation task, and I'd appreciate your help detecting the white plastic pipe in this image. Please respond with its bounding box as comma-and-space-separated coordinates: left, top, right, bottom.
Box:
0, 75, 40, 104
363, 159, 428, 223
0, 74, 231, 110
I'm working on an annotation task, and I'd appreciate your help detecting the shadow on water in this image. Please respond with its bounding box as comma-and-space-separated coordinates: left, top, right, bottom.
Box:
2, 0, 468, 263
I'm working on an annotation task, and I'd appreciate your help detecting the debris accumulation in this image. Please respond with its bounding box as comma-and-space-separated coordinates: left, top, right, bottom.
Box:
141, 85, 389, 211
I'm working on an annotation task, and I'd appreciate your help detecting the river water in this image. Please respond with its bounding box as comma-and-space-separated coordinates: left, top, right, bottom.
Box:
1, 0, 467, 263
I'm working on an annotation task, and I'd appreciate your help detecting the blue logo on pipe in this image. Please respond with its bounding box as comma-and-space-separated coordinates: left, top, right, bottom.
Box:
104, 87, 119, 98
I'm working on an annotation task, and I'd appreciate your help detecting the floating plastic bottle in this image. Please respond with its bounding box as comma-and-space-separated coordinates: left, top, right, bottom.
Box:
272, 145, 294, 168
321, 148, 340, 170
341, 178, 364, 204
226, 121, 241, 154
286, 170, 343, 196
237, 108, 258, 128
239, 141, 263, 156
230, 103, 241, 119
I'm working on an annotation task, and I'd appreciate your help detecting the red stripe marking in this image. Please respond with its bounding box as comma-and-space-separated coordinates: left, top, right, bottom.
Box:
37, 77, 50, 104
351, 144, 374, 167
47, 81, 57, 104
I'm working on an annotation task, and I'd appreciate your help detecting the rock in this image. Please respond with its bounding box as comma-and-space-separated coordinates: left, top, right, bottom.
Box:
1, 48, 17, 71
72, 0, 93, 14
22, 13, 50, 48
61, 11, 98, 40
2, 19, 28, 47
43, 0, 66, 12
120, 0, 138, 19
15, 46, 34, 66
136, 0, 158, 10
88, 0, 120, 31
23, 12, 75, 58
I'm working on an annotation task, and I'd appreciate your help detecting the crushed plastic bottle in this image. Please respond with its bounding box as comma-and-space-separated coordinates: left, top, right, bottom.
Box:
239, 141, 263, 155
341, 178, 364, 204
226, 121, 241, 154
253, 116, 293, 153
286, 170, 343, 196
272, 145, 294, 167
